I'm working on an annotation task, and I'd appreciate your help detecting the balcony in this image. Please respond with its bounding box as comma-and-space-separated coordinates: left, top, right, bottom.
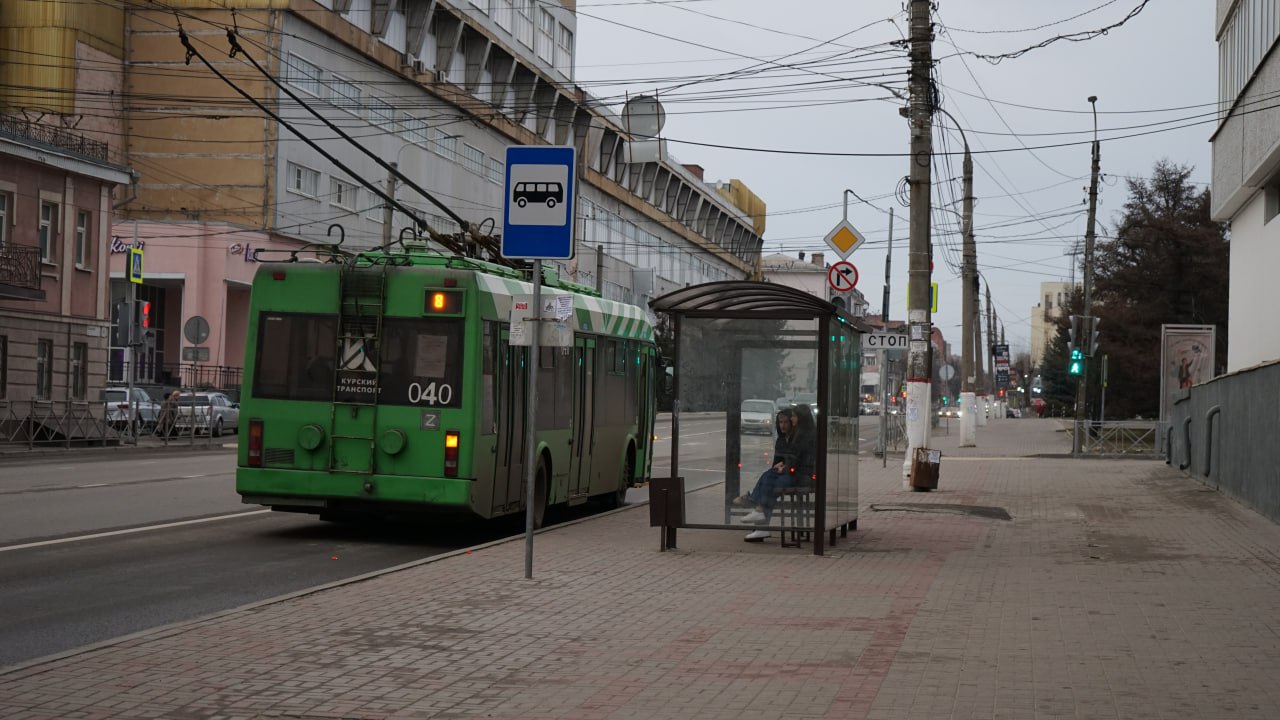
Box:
0, 244, 45, 300
0, 115, 108, 163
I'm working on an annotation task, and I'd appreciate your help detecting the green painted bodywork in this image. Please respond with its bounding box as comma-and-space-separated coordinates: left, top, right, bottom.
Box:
236, 251, 657, 520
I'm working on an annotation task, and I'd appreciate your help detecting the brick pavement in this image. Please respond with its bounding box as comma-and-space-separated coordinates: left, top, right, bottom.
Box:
3, 418, 1280, 719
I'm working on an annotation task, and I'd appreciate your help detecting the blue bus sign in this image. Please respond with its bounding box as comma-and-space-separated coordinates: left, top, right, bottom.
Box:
502, 145, 576, 260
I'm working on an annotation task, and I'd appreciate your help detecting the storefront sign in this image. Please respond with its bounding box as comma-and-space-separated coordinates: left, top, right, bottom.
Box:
110, 237, 145, 254
229, 243, 259, 262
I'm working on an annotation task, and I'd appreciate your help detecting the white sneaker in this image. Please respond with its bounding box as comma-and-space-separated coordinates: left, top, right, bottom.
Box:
744, 530, 771, 542
741, 510, 766, 523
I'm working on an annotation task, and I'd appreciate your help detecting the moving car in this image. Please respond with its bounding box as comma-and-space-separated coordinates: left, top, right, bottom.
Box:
937, 406, 961, 419
172, 392, 240, 437
740, 399, 776, 435
102, 387, 161, 431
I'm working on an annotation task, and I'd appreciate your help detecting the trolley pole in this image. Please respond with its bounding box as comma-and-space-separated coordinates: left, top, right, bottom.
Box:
903, 0, 934, 485
524, 260, 542, 579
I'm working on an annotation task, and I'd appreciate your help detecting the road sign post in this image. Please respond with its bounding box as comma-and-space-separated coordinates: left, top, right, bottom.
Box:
503, 145, 577, 580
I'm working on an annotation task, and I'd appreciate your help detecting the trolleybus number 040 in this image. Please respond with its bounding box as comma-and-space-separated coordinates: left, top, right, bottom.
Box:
408, 382, 453, 406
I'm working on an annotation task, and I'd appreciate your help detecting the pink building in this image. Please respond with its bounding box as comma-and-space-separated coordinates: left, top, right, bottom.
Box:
107, 223, 306, 393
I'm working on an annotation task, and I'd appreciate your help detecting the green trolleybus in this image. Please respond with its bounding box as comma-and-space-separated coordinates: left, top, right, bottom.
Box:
235, 248, 657, 526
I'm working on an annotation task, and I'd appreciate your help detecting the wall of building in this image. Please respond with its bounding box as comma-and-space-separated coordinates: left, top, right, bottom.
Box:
1223, 190, 1280, 370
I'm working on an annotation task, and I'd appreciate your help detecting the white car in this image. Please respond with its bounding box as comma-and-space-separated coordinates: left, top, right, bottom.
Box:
102, 387, 161, 431
172, 392, 241, 437
740, 399, 776, 435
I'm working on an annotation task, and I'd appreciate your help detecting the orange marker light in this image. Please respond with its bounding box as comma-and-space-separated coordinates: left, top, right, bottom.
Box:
445, 433, 459, 449
431, 292, 446, 311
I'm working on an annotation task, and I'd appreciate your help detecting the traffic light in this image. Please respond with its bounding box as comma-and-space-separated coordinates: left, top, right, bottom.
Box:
139, 301, 152, 329
1088, 317, 1101, 357
1068, 314, 1081, 352
1068, 348, 1085, 376
114, 301, 133, 346
942, 395, 949, 405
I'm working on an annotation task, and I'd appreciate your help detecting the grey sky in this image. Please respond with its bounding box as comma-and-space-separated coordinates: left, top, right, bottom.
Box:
576, 0, 1217, 356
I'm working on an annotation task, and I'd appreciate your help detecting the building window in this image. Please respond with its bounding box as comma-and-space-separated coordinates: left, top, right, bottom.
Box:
36, 339, 53, 400
493, 0, 513, 31
537, 9, 554, 62
555, 24, 574, 77
330, 75, 361, 115
485, 156, 504, 184
39, 201, 57, 262
74, 210, 90, 268
0, 192, 10, 248
0, 335, 7, 399
402, 116, 429, 145
461, 144, 485, 176
286, 162, 320, 197
71, 342, 88, 401
431, 129, 458, 160
284, 54, 323, 97
330, 178, 357, 210
368, 96, 394, 129
1218, 0, 1280, 117
516, 0, 534, 47
366, 189, 384, 222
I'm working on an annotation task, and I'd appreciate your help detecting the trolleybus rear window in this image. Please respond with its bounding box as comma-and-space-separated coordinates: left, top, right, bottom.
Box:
253, 313, 338, 402
378, 318, 464, 408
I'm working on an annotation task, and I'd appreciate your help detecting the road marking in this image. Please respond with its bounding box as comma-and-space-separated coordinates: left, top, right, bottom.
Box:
76, 483, 108, 488
0, 510, 271, 553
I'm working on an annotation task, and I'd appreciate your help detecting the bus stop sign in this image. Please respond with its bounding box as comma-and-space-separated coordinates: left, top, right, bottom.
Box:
502, 145, 576, 260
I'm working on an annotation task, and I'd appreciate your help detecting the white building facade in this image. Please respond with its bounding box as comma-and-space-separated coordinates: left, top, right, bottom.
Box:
1211, 0, 1280, 371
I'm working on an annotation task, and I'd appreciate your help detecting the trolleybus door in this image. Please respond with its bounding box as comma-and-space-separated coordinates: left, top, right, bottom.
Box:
569, 337, 595, 498
493, 329, 526, 515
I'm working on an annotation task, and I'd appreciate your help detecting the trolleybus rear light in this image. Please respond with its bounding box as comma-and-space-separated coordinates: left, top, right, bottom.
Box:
443, 277, 457, 287
248, 419, 264, 467
271, 271, 286, 281
444, 431, 459, 477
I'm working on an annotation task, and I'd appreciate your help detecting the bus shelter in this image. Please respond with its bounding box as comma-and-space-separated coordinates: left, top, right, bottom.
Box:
649, 281, 865, 556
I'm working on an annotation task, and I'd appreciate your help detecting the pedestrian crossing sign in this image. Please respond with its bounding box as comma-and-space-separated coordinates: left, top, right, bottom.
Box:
128, 247, 144, 284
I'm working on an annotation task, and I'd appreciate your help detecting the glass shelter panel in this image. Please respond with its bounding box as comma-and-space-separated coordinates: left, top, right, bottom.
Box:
675, 317, 819, 533
825, 317, 860, 534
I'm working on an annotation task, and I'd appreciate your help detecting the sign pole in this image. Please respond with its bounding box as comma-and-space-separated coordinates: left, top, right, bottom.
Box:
524, 259, 542, 580
881, 209, 893, 468
125, 224, 141, 445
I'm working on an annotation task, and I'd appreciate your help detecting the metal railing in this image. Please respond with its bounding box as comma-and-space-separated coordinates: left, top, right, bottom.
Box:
0, 399, 117, 449
1070, 420, 1166, 457
0, 244, 42, 291
107, 360, 242, 398
0, 115, 109, 162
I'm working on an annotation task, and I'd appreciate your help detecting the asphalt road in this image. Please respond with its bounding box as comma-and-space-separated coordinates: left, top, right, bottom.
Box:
0, 416, 885, 668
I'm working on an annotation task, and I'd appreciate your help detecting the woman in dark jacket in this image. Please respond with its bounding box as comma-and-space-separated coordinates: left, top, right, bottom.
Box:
733, 408, 807, 527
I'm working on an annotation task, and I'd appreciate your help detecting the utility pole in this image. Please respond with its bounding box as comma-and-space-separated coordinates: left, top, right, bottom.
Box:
986, 284, 996, 403
903, 0, 934, 485
381, 162, 398, 248
880, 208, 894, 467
953, 118, 977, 448
1074, 96, 1101, 455
975, 282, 988, 427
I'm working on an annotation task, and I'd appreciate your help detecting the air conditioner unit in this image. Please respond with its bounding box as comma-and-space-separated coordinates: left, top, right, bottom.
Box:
413, 59, 425, 74
435, 69, 448, 84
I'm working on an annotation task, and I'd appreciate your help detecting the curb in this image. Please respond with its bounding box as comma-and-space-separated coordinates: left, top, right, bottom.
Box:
0, 442, 236, 464
0, 496, 650, 679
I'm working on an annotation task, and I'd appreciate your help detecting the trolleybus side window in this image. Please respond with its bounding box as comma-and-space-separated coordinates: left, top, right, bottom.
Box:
378, 318, 464, 408
482, 321, 496, 434
253, 313, 337, 402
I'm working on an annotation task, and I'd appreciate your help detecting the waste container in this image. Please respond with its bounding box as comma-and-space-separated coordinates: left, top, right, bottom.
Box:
910, 447, 940, 491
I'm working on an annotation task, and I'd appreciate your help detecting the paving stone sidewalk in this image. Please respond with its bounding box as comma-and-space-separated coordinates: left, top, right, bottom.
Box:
3, 419, 1280, 719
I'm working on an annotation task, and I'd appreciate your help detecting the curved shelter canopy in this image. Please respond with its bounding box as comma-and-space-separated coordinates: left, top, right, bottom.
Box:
648, 281, 866, 556
650, 280, 845, 319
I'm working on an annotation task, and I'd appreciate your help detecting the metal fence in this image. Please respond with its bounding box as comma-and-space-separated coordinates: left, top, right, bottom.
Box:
0, 399, 117, 448
1168, 360, 1280, 524
1069, 420, 1166, 457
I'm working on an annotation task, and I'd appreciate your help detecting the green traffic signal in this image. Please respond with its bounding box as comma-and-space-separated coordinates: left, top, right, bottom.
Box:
1068, 349, 1085, 376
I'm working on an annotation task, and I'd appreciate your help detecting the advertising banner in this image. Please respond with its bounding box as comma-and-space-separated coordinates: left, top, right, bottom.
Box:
1159, 324, 1216, 423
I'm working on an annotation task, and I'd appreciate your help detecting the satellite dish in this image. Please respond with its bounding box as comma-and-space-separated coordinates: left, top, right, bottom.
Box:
621, 95, 665, 139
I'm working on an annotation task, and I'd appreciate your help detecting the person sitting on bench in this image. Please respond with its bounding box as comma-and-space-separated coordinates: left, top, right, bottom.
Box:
733, 406, 815, 539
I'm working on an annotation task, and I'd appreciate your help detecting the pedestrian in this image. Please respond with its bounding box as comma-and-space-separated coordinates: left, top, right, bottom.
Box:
731, 407, 816, 542
156, 390, 180, 437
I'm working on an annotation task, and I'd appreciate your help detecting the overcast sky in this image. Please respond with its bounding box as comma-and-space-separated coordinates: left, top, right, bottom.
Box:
575, 0, 1217, 356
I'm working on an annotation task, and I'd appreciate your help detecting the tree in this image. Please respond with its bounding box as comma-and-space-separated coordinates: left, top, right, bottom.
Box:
1088, 160, 1228, 419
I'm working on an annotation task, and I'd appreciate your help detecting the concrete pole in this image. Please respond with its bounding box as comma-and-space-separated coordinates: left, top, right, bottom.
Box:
1075, 97, 1101, 452
903, 0, 934, 486
880, 209, 894, 467
958, 140, 977, 447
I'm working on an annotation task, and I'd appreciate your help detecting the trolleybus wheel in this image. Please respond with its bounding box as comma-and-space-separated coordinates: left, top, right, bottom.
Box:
601, 445, 634, 510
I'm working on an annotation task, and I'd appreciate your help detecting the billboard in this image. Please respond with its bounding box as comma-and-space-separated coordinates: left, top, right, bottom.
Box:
1159, 324, 1216, 423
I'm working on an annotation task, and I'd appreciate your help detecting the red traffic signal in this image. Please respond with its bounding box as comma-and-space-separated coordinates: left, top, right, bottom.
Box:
140, 301, 152, 329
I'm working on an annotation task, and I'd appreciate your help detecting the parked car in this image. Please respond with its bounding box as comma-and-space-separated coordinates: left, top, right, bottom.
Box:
861, 401, 882, 416
172, 392, 240, 437
1006, 407, 1021, 418
102, 387, 161, 431
740, 399, 776, 435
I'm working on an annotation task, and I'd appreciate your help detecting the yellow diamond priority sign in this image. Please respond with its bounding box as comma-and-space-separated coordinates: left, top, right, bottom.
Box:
823, 220, 866, 259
